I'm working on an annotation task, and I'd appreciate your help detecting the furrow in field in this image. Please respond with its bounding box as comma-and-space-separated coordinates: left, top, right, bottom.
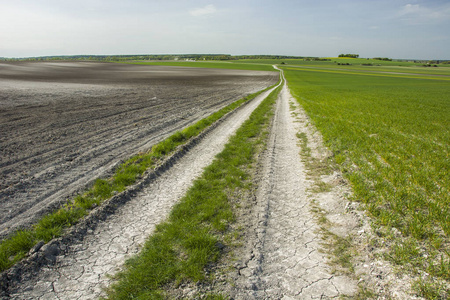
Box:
1, 111, 207, 230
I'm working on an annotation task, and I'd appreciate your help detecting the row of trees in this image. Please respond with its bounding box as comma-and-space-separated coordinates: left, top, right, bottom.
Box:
0, 54, 233, 62
235, 55, 306, 60
373, 57, 392, 61
0, 54, 312, 62
338, 54, 359, 58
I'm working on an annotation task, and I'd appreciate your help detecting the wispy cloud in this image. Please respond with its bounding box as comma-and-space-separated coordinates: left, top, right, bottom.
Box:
369, 26, 379, 30
399, 3, 421, 16
398, 3, 450, 24
189, 4, 217, 17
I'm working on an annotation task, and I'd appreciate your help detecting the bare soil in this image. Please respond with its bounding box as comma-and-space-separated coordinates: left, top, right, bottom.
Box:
0, 62, 277, 238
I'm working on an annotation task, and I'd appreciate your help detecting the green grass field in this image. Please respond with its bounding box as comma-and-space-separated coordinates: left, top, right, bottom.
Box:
282, 66, 449, 298
283, 65, 450, 80
122, 60, 275, 71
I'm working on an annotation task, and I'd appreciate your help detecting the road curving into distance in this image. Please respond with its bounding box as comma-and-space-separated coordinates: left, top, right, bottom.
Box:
226, 69, 357, 298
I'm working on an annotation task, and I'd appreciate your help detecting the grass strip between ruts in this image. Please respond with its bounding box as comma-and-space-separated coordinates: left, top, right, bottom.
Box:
0, 84, 277, 274
104, 78, 282, 299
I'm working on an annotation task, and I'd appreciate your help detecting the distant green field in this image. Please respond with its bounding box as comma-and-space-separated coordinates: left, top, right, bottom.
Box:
284, 65, 450, 78
283, 66, 450, 81
283, 66, 450, 297
235, 57, 450, 67
123, 59, 450, 78
122, 60, 275, 71
233, 58, 450, 76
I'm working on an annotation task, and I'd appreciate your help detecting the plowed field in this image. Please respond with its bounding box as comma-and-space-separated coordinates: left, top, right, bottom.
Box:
0, 62, 277, 238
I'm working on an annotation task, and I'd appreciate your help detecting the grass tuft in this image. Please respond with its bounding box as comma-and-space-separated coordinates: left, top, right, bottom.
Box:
413, 278, 449, 299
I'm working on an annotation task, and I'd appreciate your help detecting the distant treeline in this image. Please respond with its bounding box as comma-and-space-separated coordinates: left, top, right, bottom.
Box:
0, 54, 224, 61
0, 54, 309, 62
235, 55, 308, 60
338, 54, 359, 58
1, 54, 448, 64
373, 57, 392, 61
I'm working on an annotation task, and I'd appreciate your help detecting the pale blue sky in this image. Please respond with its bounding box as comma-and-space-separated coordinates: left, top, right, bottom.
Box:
1, 0, 449, 59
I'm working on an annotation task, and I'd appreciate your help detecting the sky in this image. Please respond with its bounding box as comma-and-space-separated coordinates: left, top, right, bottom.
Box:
0, 0, 449, 59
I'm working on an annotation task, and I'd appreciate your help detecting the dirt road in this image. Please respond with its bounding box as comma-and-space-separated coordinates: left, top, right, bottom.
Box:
215, 74, 357, 299
4, 80, 280, 299
0, 62, 277, 238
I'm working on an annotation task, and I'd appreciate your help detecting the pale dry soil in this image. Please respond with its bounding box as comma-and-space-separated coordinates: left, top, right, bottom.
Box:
0, 61, 277, 238
220, 80, 357, 299
3, 81, 279, 299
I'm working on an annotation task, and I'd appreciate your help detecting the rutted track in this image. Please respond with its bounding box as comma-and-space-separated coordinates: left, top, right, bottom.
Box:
0, 62, 277, 238
225, 75, 358, 299
3, 81, 280, 299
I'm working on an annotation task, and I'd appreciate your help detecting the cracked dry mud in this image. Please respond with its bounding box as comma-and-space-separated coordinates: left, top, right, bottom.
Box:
4, 82, 278, 300
224, 80, 357, 299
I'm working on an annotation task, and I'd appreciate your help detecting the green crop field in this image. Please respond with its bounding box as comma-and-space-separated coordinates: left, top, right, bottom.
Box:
124, 58, 450, 79
122, 60, 275, 71
233, 58, 450, 76
282, 66, 450, 297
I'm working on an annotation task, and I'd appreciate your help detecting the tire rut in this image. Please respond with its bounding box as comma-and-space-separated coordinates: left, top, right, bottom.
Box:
229, 78, 357, 299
